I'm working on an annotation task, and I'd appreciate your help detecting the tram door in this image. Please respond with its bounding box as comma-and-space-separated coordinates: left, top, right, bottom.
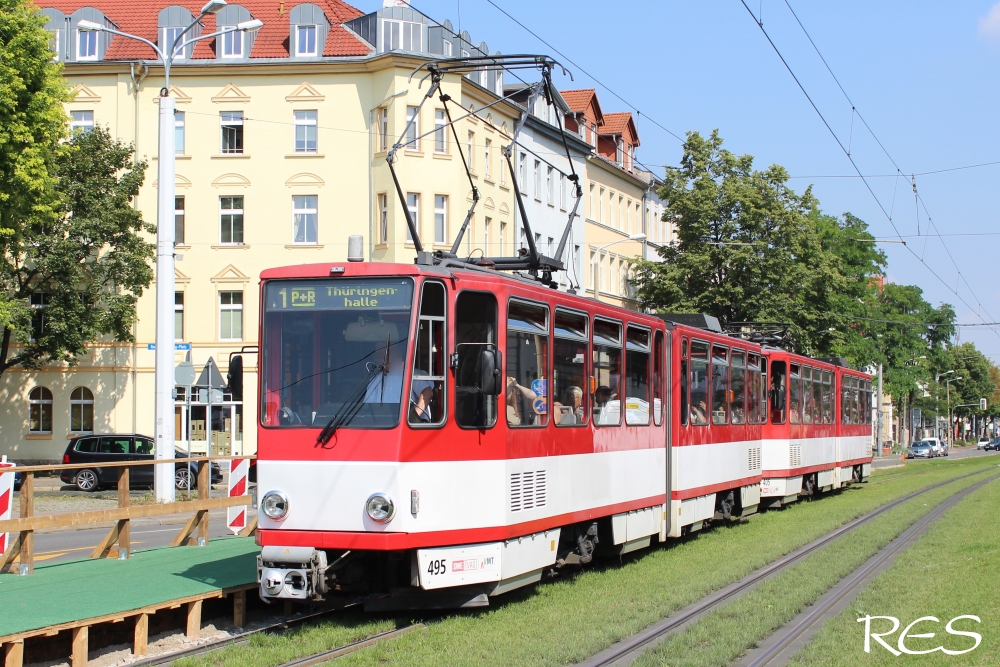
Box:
657, 328, 672, 538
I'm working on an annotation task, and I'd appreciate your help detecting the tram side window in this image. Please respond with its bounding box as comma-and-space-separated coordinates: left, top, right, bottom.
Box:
454, 291, 498, 429
854, 378, 862, 425
506, 300, 549, 427
625, 326, 651, 426
747, 354, 761, 423
759, 358, 768, 424
769, 360, 786, 424
822, 370, 833, 424
731, 350, 746, 424
680, 338, 689, 426
802, 367, 813, 425
593, 319, 623, 426
812, 368, 822, 424
711, 345, 729, 425
410, 281, 446, 426
552, 309, 588, 426
689, 340, 709, 425
653, 331, 665, 427
840, 377, 849, 424
789, 364, 801, 424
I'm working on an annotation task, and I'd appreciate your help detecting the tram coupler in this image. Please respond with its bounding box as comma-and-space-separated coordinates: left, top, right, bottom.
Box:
258, 546, 328, 602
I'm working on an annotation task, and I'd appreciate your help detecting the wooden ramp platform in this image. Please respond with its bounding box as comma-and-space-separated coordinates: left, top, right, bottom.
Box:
0, 537, 259, 667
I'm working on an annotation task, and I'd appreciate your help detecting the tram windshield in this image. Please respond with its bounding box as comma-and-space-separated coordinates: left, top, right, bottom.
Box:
260, 278, 414, 429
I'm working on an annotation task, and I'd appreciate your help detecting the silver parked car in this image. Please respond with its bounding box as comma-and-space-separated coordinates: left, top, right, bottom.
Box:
921, 438, 947, 457
908, 442, 934, 459
977, 436, 990, 450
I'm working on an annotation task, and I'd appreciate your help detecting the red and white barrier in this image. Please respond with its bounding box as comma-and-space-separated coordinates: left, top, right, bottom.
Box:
0, 456, 15, 555
227, 458, 249, 534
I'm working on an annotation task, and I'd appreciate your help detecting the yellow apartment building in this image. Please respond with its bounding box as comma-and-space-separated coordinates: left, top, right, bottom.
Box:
2, 0, 520, 463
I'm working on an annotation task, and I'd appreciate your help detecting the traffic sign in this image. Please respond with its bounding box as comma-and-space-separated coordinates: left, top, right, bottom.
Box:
175, 360, 196, 386
148, 343, 192, 351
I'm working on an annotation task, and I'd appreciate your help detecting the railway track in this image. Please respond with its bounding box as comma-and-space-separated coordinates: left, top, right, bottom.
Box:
133, 469, 989, 667
735, 472, 999, 667
574, 469, 994, 667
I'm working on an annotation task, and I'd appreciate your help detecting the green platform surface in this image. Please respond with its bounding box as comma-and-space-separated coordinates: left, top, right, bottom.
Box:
0, 537, 258, 638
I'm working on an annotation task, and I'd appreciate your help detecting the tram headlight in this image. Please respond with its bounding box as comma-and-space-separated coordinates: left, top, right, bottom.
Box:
365, 493, 395, 523
261, 490, 289, 520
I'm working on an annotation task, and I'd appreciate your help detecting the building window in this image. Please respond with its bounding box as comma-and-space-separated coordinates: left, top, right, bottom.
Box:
484, 138, 491, 180
174, 111, 185, 153
405, 106, 419, 150
546, 166, 554, 206
500, 220, 506, 253
28, 387, 53, 433
49, 29, 60, 60
30, 292, 48, 340
518, 153, 526, 188
70, 387, 94, 433
467, 131, 475, 172
500, 151, 507, 186
443, 40, 452, 57
175, 291, 184, 340
434, 195, 447, 244
292, 195, 318, 244
294, 110, 317, 153
406, 192, 419, 242
76, 29, 97, 61
162, 26, 187, 59
434, 109, 447, 153
70, 110, 94, 135
376, 107, 388, 152
220, 112, 244, 154
599, 187, 605, 223
484, 216, 491, 254
220, 27, 242, 57
219, 291, 243, 340
378, 193, 388, 244
174, 196, 185, 245
382, 19, 421, 52
533, 160, 541, 200
220, 196, 244, 244
296, 25, 317, 56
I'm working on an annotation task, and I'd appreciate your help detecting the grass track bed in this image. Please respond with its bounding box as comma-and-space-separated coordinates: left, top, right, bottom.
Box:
630, 471, 997, 667
178, 458, 999, 667
787, 470, 1000, 667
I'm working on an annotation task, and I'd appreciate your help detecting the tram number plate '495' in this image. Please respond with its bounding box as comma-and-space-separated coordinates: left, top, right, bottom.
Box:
416, 543, 502, 590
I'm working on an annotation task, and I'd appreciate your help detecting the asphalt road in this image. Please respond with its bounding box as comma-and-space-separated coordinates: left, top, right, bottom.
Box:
872, 444, 998, 468
31, 514, 235, 564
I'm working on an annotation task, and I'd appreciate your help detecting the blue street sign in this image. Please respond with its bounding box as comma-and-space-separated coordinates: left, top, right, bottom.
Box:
147, 343, 192, 351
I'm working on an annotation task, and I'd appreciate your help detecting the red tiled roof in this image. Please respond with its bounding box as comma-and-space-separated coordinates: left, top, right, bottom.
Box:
600, 111, 639, 145
37, 0, 369, 59
560, 88, 595, 112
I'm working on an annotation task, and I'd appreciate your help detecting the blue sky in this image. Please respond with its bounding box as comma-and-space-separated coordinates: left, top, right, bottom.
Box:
359, 1, 1000, 361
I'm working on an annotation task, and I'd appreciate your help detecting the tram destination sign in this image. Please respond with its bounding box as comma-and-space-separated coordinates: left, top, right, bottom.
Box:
265, 279, 412, 312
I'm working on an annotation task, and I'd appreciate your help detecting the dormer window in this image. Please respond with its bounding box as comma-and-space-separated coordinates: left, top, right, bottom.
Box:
221, 28, 242, 57
382, 19, 421, 52
215, 5, 255, 61
77, 28, 98, 60
296, 25, 317, 56
162, 26, 186, 60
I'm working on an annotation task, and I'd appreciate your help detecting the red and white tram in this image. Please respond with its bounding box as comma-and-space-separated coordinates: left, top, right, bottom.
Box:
248, 261, 871, 609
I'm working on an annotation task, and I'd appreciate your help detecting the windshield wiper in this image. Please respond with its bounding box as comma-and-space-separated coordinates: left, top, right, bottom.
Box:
316, 336, 392, 446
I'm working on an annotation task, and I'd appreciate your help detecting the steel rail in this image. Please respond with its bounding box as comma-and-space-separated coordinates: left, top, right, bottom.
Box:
576, 468, 993, 667
737, 472, 1000, 667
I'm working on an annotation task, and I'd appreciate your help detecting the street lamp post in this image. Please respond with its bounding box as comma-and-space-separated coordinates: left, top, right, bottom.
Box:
78, 5, 262, 502
945, 376, 962, 448
590, 234, 645, 301
934, 370, 954, 443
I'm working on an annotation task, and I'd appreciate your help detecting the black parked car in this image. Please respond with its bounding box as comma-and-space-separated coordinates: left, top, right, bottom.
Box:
13, 470, 22, 492
986, 438, 1000, 452
60, 434, 222, 492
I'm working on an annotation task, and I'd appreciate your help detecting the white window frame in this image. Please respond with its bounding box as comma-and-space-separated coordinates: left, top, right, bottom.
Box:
559, 173, 566, 210
174, 291, 184, 340
434, 109, 447, 153
70, 110, 94, 134
434, 195, 447, 245
219, 291, 244, 341
484, 216, 491, 255
220, 111, 244, 154
69, 387, 95, 434
533, 160, 541, 201
174, 110, 185, 154
296, 24, 318, 57
406, 192, 419, 243
162, 27, 185, 60
294, 109, 318, 153
28, 387, 53, 434
467, 130, 475, 172
378, 193, 388, 244
76, 28, 97, 61
484, 138, 491, 180
50, 30, 60, 61
291, 195, 318, 245
405, 106, 419, 151
500, 221, 507, 254
220, 27, 242, 58
219, 196, 245, 244
546, 166, 554, 206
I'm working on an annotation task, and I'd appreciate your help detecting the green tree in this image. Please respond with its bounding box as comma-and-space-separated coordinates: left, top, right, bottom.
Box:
0, 0, 70, 329
0, 127, 154, 377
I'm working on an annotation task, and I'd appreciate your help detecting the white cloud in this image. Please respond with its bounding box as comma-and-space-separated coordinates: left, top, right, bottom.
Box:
978, 2, 1000, 42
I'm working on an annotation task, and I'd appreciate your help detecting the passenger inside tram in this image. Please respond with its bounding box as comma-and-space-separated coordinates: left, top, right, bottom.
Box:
408, 379, 435, 424
553, 386, 584, 424
505, 377, 539, 425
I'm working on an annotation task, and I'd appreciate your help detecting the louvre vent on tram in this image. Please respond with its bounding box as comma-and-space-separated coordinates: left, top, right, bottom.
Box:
510, 471, 547, 512
748, 447, 761, 471
790, 445, 802, 468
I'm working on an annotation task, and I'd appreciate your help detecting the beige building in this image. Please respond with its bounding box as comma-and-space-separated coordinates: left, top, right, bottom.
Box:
3, 0, 522, 463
